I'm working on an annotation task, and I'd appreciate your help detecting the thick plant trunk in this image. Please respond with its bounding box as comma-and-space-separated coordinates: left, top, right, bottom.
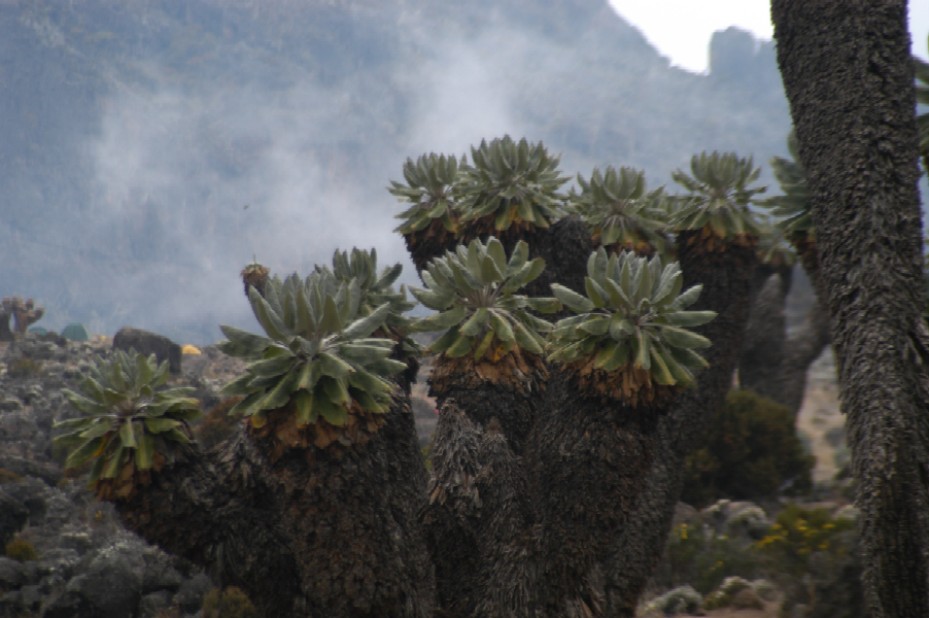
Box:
739, 271, 831, 416
422, 401, 536, 616
524, 237, 758, 616
772, 1, 929, 615
112, 395, 433, 617
115, 440, 304, 617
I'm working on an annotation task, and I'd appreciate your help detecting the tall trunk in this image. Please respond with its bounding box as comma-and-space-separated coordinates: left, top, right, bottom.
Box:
772, 1, 929, 615
524, 235, 758, 616
112, 394, 433, 617
739, 269, 831, 416
114, 441, 304, 617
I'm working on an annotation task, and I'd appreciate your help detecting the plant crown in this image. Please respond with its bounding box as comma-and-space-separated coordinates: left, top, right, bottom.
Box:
548, 248, 717, 388
220, 268, 408, 428
458, 136, 569, 231
410, 237, 559, 361
389, 153, 463, 234
671, 151, 767, 240
571, 166, 669, 251
54, 350, 200, 488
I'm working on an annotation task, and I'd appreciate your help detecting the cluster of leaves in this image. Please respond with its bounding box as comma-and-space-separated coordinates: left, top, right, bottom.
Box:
766, 132, 813, 243
681, 389, 814, 507
411, 237, 558, 362
391, 137, 570, 239
570, 166, 669, 253
916, 41, 929, 173
458, 136, 569, 232
548, 248, 716, 397
54, 351, 200, 496
671, 151, 767, 245
318, 247, 415, 340
389, 153, 462, 235
221, 269, 408, 430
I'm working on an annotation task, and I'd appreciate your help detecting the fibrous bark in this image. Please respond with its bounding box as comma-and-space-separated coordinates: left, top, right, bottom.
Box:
772, 1, 929, 614
113, 393, 433, 617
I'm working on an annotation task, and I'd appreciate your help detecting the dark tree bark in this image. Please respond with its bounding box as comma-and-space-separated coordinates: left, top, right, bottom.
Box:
524, 237, 758, 617
739, 270, 832, 416
772, 1, 929, 614
113, 394, 434, 617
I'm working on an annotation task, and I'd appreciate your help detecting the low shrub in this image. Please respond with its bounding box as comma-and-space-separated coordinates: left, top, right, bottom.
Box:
5, 536, 38, 562
661, 518, 762, 595
5, 357, 43, 378
681, 389, 814, 507
201, 586, 258, 618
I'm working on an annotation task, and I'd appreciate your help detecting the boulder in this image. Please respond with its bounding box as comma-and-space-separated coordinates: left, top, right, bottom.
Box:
113, 327, 182, 374
0, 489, 28, 547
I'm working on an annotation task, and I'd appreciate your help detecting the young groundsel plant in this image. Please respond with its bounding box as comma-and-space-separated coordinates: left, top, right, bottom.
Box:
54, 350, 200, 499
410, 237, 559, 385
548, 248, 717, 406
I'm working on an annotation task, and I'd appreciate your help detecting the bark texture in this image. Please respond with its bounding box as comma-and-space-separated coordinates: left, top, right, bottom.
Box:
772, 1, 929, 614
739, 270, 831, 416
523, 235, 758, 617
114, 395, 433, 617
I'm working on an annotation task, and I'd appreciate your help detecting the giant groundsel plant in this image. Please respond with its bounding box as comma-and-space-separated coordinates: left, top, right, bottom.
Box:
571, 165, 669, 255
458, 136, 569, 234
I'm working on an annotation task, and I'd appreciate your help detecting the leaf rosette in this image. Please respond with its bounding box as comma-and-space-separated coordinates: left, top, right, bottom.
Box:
766, 132, 814, 247
220, 268, 408, 452
389, 153, 463, 235
571, 166, 669, 255
410, 237, 559, 392
548, 248, 717, 407
671, 151, 767, 252
319, 247, 415, 340
53, 351, 200, 500
458, 136, 569, 234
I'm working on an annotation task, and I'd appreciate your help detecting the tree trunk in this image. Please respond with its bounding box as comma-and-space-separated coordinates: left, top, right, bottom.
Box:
525, 236, 758, 617
113, 394, 434, 617
772, 1, 929, 615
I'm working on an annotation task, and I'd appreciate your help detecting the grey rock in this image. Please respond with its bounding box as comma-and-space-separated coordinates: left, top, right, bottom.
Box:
0, 557, 26, 589
0, 398, 22, 412
141, 548, 185, 593
113, 327, 182, 374
0, 489, 28, 546
139, 590, 174, 618
174, 572, 213, 612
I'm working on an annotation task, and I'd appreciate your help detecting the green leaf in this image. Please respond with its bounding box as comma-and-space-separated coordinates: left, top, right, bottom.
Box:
446, 334, 475, 358
460, 307, 489, 337
119, 419, 138, 449
551, 283, 595, 313
488, 310, 515, 342
293, 389, 315, 425
143, 418, 182, 434
135, 433, 155, 470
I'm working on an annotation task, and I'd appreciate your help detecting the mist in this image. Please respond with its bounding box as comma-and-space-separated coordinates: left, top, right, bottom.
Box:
0, 1, 794, 344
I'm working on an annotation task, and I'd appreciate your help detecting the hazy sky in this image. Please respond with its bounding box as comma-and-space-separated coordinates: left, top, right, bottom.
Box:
609, 1, 929, 73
